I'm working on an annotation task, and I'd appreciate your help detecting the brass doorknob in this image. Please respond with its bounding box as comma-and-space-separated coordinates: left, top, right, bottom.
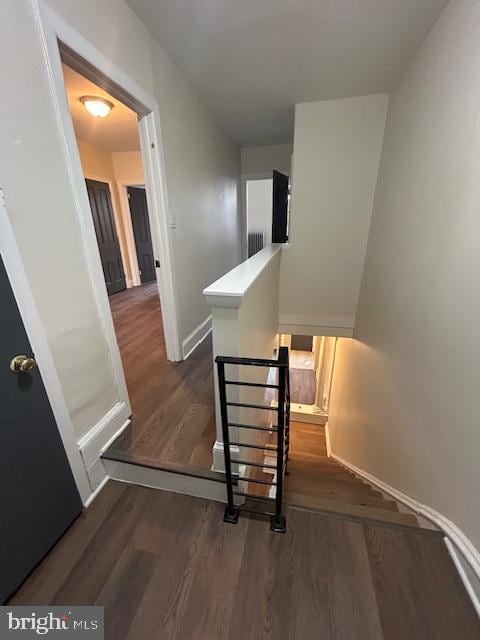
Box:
10, 355, 37, 373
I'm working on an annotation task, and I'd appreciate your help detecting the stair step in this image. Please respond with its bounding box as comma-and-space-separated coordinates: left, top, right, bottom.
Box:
286, 471, 378, 492
287, 457, 356, 473
285, 492, 419, 527
284, 485, 398, 510
288, 460, 355, 474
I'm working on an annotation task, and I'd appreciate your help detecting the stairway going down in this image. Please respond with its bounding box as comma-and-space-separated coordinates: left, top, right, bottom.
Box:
284, 421, 420, 527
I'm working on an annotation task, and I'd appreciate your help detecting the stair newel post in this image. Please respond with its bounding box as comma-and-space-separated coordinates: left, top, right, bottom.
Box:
217, 359, 239, 524
271, 354, 287, 533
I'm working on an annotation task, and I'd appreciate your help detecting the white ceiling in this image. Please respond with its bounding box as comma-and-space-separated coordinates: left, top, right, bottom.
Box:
127, 0, 447, 146
62, 64, 140, 151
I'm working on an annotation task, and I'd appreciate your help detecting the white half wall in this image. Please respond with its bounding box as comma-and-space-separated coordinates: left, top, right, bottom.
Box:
328, 0, 480, 582
204, 245, 282, 471
279, 93, 388, 336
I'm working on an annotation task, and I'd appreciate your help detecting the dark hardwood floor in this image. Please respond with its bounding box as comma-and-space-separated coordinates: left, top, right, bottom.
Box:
10, 482, 479, 639
289, 368, 316, 404
105, 284, 215, 473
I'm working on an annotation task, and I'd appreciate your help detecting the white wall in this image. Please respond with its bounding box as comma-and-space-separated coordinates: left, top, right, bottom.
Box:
111, 151, 145, 184
246, 179, 273, 246
328, 0, 480, 551
0, 0, 240, 441
241, 143, 293, 176
150, 36, 241, 341
279, 94, 388, 336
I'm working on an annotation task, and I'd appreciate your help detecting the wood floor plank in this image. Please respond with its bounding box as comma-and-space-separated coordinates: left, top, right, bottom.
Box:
364, 526, 480, 639
9, 481, 126, 605
290, 367, 316, 404
106, 284, 216, 472
10, 483, 480, 639
49, 485, 152, 605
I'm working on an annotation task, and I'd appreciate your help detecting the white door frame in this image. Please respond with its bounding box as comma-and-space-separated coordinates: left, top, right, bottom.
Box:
32, 3, 183, 424
0, 190, 92, 505
118, 180, 146, 288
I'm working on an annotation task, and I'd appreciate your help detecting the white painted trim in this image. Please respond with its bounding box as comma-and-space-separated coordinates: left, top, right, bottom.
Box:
204, 244, 283, 308
291, 403, 327, 425
182, 315, 212, 360
326, 424, 480, 617
445, 538, 480, 618
0, 189, 91, 504
103, 458, 227, 503
33, 0, 183, 366
84, 475, 110, 508
278, 314, 354, 338
117, 179, 145, 287
77, 401, 130, 471
324, 421, 333, 457
138, 109, 182, 360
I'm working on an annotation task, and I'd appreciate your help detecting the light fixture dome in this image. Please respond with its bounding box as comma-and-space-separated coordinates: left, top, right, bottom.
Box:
80, 95, 113, 118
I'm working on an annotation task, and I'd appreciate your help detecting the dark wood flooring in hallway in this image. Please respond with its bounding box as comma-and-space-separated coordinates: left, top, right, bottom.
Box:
10, 481, 480, 639
105, 284, 216, 473
289, 368, 316, 404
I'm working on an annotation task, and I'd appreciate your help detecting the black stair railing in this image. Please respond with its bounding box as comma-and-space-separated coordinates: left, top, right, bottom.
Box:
215, 346, 290, 533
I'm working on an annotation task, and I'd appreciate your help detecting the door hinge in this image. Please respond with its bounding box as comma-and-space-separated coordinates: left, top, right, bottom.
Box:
155, 259, 161, 268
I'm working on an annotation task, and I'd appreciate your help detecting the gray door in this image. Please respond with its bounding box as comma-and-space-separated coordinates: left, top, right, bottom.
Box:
86, 179, 126, 295
128, 186, 156, 284
0, 257, 82, 603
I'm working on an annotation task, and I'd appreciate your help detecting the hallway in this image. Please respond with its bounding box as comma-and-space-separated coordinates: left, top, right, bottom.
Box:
10, 481, 479, 639
105, 284, 216, 473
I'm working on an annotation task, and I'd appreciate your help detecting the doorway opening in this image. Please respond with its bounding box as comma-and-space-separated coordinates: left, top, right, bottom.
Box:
244, 171, 290, 258
280, 334, 337, 424
61, 61, 172, 450
57, 50, 216, 479
246, 178, 272, 256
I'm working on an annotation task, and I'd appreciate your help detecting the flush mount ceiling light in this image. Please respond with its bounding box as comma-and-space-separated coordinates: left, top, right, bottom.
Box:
80, 95, 114, 118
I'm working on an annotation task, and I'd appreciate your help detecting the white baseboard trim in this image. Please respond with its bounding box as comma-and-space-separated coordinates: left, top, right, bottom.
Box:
325, 424, 480, 616
84, 475, 110, 508
291, 403, 327, 425
182, 315, 212, 360
445, 538, 480, 618
77, 401, 130, 493
278, 313, 354, 338
103, 458, 227, 503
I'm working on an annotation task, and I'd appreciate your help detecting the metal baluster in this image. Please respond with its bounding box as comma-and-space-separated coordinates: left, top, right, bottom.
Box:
271, 357, 287, 533
217, 361, 239, 524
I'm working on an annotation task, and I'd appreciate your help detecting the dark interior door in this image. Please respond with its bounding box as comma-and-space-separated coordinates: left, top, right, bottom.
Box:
291, 335, 313, 351
128, 186, 156, 284
0, 257, 82, 603
271, 170, 290, 243
86, 179, 126, 295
